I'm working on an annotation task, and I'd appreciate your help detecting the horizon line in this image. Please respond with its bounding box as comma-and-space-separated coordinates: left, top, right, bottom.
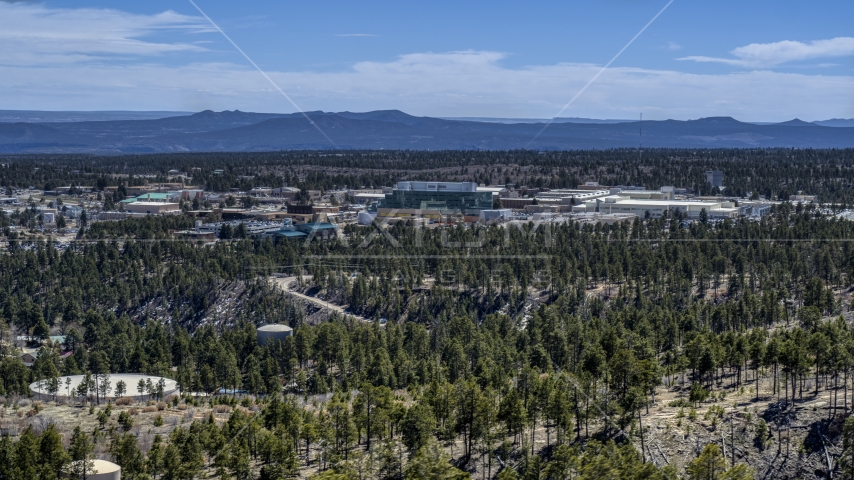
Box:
0, 109, 850, 125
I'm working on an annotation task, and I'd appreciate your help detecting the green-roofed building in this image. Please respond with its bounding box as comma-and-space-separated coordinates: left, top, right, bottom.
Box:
136, 193, 170, 202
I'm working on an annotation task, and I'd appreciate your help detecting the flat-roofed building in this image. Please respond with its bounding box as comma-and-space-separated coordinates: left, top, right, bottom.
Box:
480, 209, 512, 222
124, 202, 180, 215
377, 208, 444, 220
351, 192, 387, 204
377, 181, 492, 215
535, 189, 611, 205
135, 192, 171, 202
198, 220, 284, 237
500, 197, 534, 210
583, 196, 739, 219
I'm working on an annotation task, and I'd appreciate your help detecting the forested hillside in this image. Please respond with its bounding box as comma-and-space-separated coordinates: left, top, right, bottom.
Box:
3, 151, 854, 478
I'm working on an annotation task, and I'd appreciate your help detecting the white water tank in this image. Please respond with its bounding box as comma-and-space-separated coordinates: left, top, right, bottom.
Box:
64, 459, 121, 480
257, 324, 293, 346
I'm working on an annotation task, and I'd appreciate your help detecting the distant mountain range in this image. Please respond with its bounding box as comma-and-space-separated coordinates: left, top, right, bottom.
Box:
0, 110, 192, 124
0, 110, 851, 153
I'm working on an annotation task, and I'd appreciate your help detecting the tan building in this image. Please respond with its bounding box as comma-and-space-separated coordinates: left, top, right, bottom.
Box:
376, 208, 444, 220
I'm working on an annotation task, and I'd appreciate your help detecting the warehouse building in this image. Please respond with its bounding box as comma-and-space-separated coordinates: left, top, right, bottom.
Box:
579, 195, 739, 219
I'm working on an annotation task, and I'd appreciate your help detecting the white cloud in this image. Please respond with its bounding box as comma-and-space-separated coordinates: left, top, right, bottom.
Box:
0, 3, 210, 65
666, 41, 681, 51
680, 37, 854, 68
1, 50, 851, 122
0, 3, 851, 121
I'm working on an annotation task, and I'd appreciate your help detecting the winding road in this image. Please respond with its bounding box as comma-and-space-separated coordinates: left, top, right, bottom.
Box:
270, 276, 372, 323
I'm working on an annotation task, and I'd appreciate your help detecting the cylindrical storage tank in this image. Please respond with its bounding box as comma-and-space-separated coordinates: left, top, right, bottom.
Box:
64, 459, 121, 480
30, 374, 179, 401
257, 324, 293, 346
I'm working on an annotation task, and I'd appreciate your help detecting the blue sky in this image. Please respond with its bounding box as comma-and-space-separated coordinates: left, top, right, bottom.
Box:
0, 0, 852, 121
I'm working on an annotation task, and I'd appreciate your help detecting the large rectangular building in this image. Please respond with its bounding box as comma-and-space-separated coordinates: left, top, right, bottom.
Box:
376, 181, 493, 215
583, 195, 739, 219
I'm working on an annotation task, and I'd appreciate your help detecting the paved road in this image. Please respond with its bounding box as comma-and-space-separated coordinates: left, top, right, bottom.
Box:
271, 276, 372, 323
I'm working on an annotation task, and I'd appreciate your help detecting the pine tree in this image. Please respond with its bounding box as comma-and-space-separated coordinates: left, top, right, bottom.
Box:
404, 438, 469, 480
67, 426, 96, 480
401, 402, 436, 455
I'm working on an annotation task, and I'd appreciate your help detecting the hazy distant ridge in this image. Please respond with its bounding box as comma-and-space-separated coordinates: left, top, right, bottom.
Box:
0, 110, 851, 153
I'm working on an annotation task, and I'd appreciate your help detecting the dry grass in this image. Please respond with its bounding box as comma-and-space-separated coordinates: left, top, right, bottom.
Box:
115, 397, 134, 406
129, 407, 140, 416
212, 404, 231, 414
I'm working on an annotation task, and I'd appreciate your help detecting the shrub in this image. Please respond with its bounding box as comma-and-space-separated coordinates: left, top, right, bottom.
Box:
115, 397, 134, 406
669, 398, 691, 408
755, 419, 769, 450
153, 415, 164, 427
128, 407, 140, 416
142, 406, 158, 413
156, 402, 167, 411
118, 411, 134, 431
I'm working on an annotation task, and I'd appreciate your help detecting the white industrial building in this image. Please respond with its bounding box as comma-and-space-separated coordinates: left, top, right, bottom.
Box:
479, 209, 513, 222
580, 195, 739, 219
350, 192, 387, 204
